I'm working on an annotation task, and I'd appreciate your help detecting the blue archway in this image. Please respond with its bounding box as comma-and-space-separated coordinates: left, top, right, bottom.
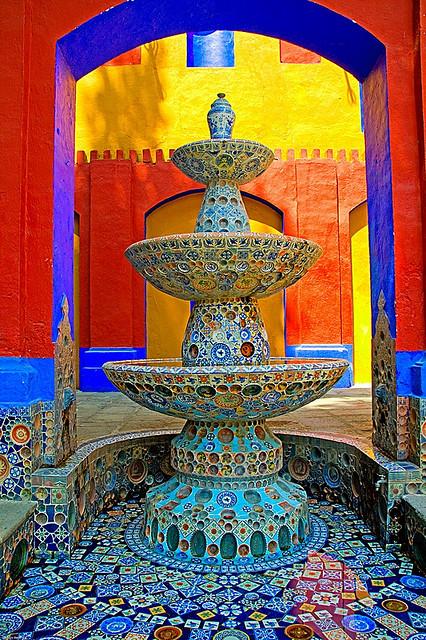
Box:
59, 0, 383, 81
53, 0, 393, 352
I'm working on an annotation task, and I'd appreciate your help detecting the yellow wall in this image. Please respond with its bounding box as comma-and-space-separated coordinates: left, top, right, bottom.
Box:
146, 193, 284, 359
350, 202, 371, 384
76, 33, 364, 158
74, 213, 80, 388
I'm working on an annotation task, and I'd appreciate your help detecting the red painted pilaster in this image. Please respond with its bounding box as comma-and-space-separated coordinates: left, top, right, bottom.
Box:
292, 157, 341, 344
89, 159, 135, 347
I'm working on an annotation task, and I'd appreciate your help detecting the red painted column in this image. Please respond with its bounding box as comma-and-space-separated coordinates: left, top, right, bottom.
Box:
89, 158, 135, 347
417, 0, 426, 337
387, 49, 426, 350
0, 0, 26, 356
292, 156, 341, 344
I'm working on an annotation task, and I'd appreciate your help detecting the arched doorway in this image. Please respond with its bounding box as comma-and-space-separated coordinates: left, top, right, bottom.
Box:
54, 0, 392, 358
145, 192, 284, 359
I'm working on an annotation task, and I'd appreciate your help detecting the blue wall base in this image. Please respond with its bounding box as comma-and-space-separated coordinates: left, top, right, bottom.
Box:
79, 348, 146, 392
285, 344, 353, 387
0, 358, 54, 404
396, 351, 426, 398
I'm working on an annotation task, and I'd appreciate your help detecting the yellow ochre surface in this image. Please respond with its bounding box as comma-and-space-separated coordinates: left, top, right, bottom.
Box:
145, 193, 285, 360
350, 202, 371, 384
76, 33, 364, 158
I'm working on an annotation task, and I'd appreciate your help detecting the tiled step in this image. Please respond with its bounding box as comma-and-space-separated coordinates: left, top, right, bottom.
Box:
0, 500, 37, 600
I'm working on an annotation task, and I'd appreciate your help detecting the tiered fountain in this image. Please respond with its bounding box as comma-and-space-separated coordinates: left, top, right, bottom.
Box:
103, 95, 348, 571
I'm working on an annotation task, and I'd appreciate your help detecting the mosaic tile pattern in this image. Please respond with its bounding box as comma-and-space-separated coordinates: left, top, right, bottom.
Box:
195, 180, 251, 233
0, 509, 35, 600
125, 234, 322, 302
171, 419, 282, 476
408, 396, 426, 477
51, 297, 77, 467
1, 499, 426, 640
25, 427, 422, 560
171, 140, 274, 187
182, 298, 269, 366
403, 496, 426, 574
207, 93, 235, 140
31, 432, 175, 557
397, 397, 410, 461
0, 403, 43, 500
372, 292, 398, 460
126, 511, 328, 573
278, 432, 424, 547
103, 360, 348, 422
279, 434, 391, 545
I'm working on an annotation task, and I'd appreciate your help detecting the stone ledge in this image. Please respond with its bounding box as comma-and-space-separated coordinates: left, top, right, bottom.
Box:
28, 429, 423, 557
403, 494, 426, 519
0, 500, 37, 545
403, 494, 426, 573
30, 430, 176, 556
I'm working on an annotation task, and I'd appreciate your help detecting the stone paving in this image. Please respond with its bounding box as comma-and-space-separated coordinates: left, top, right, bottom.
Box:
76, 386, 373, 446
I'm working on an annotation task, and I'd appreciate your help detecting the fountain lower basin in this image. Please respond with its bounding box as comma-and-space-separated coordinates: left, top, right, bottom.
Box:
126, 473, 320, 569
103, 357, 348, 421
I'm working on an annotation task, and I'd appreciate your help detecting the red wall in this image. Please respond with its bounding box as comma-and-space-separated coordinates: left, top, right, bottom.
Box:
75, 149, 366, 350
0, 0, 425, 359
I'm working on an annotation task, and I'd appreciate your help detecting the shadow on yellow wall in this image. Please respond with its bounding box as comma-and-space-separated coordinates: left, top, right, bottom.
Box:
350, 201, 371, 384
78, 41, 169, 152
76, 33, 364, 158
146, 193, 285, 359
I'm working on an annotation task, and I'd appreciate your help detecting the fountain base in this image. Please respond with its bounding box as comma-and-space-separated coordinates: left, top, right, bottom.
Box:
126, 499, 328, 573
133, 470, 319, 568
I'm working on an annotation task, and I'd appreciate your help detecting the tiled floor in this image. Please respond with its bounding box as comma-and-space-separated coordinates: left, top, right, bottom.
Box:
4, 386, 417, 640
1, 498, 425, 640
76, 386, 373, 446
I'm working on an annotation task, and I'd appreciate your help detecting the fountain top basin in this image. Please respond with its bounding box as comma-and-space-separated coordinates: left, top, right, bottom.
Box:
103, 357, 348, 422
171, 139, 274, 185
125, 232, 322, 300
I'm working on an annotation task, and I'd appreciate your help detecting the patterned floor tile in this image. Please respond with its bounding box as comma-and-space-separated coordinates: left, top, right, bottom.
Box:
1, 499, 425, 640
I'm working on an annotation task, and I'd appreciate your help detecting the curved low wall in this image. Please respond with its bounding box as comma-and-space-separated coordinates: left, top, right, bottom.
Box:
30, 428, 422, 557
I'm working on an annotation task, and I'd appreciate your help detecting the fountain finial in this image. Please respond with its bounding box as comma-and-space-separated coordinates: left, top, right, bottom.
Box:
207, 93, 235, 139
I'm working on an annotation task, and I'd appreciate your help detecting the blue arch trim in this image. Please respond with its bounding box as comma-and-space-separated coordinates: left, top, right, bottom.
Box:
364, 54, 396, 337
58, 0, 384, 82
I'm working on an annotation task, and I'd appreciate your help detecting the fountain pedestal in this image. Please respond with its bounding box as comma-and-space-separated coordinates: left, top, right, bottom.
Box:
104, 94, 348, 569
143, 417, 309, 563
